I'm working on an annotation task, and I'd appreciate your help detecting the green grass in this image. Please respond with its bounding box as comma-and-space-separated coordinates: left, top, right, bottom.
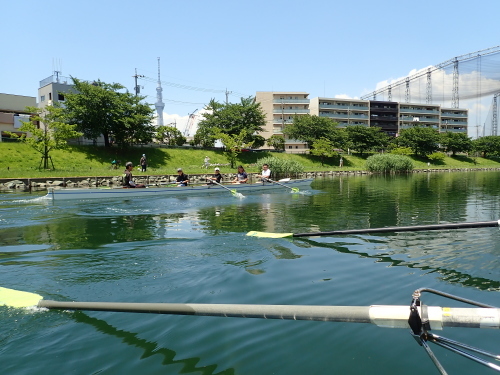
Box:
1, 143, 499, 178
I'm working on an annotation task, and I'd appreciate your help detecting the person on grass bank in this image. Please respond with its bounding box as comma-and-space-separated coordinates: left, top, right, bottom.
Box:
232, 165, 248, 184
176, 168, 190, 186
207, 167, 222, 185
140, 154, 147, 172
122, 162, 146, 188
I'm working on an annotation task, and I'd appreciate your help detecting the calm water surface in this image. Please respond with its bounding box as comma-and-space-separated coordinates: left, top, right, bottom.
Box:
1, 171, 499, 374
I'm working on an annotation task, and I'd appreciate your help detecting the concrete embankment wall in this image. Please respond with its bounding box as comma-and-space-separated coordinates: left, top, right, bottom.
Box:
1, 168, 500, 191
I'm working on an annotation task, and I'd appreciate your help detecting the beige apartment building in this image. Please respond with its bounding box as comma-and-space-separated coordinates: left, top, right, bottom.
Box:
255, 91, 310, 153
0, 93, 36, 141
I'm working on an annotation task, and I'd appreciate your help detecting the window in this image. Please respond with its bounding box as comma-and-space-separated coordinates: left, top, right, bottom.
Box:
40, 95, 45, 102
58, 93, 65, 101
49, 93, 52, 100
288, 146, 292, 149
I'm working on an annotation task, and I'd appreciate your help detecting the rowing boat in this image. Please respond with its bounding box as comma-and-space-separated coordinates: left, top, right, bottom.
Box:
42, 178, 313, 200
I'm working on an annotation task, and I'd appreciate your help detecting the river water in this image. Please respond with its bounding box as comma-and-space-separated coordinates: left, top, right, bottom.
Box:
1, 171, 499, 375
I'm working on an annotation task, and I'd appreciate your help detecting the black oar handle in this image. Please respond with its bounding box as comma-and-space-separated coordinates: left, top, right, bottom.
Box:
292, 220, 500, 238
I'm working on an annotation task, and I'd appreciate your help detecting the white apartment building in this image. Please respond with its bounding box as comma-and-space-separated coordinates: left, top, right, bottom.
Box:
255, 91, 310, 152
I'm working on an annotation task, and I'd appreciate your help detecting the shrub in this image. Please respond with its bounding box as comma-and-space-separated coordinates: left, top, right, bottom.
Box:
427, 152, 446, 163
256, 156, 304, 178
365, 154, 414, 173
390, 147, 413, 156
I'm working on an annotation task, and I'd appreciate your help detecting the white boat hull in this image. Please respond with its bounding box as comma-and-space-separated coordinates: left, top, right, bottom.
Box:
43, 179, 314, 200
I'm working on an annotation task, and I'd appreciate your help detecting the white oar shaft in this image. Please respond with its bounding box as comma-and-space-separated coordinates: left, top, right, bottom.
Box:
37, 301, 500, 329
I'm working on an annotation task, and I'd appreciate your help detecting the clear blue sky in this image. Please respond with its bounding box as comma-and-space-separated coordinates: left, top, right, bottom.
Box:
2, 0, 499, 131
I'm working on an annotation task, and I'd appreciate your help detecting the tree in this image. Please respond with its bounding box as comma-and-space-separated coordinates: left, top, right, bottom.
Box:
156, 125, 186, 146
267, 135, 285, 151
439, 132, 473, 156
345, 125, 389, 155
195, 97, 266, 147
283, 115, 344, 148
310, 138, 336, 166
216, 129, 253, 168
10, 106, 82, 169
472, 135, 500, 158
397, 127, 440, 156
62, 78, 155, 147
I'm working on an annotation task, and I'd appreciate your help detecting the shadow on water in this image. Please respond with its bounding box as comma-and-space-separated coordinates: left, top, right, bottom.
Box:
297, 238, 500, 291
72, 311, 235, 375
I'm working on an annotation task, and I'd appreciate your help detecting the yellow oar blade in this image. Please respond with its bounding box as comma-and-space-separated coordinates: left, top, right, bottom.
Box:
246, 231, 293, 238
0, 287, 43, 308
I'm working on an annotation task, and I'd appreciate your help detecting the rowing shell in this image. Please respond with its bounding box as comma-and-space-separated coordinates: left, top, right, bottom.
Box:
42, 178, 313, 200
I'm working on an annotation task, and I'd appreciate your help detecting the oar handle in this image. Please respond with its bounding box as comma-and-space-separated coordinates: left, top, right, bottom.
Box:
37, 300, 500, 329
292, 220, 500, 237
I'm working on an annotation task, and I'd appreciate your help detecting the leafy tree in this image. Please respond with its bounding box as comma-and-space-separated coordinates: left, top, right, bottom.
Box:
310, 138, 336, 165
196, 97, 266, 147
156, 125, 186, 146
345, 125, 389, 155
267, 135, 285, 151
216, 129, 253, 168
440, 132, 473, 156
252, 135, 266, 149
397, 127, 440, 157
283, 115, 344, 148
472, 135, 500, 157
10, 106, 82, 169
62, 78, 155, 147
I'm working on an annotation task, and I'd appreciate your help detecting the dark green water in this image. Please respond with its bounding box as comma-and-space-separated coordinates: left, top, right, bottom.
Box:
1, 171, 499, 374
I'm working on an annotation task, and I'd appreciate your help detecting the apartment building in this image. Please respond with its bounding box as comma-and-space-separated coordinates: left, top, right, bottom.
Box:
309, 97, 370, 127
255, 91, 310, 152
0, 93, 36, 141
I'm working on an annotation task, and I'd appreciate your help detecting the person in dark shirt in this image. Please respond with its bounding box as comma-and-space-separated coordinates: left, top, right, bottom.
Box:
207, 167, 222, 185
232, 165, 248, 184
122, 162, 146, 188
176, 168, 190, 186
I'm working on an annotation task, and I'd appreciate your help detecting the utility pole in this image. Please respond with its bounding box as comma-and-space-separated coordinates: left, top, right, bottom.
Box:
133, 68, 145, 96
225, 88, 232, 104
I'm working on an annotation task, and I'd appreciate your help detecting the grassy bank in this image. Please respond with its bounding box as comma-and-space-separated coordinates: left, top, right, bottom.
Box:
1, 143, 500, 179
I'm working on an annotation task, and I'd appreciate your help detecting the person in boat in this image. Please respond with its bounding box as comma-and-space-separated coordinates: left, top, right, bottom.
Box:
261, 163, 271, 182
122, 162, 146, 188
207, 167, 222, 185
232, 165, 248, 184
176, 168, 190, 186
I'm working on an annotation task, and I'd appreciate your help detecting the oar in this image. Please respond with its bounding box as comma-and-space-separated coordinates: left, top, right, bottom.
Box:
1, 287, 498, 330
210, 180, 244, 198
246, 220, 500, 238
264, 178, 299, 193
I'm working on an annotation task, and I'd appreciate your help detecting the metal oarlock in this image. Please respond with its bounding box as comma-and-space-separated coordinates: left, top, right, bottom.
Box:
408, 288, 500, 374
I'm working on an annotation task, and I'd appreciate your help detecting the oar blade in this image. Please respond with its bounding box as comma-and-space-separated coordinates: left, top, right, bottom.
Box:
291, 188, 299, 193
0, 287, 43, 308
246, 231, 293, 238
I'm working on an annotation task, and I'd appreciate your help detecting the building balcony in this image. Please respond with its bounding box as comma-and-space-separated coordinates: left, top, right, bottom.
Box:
441, 127, 467, 133
319, 104, 369, 110
441, 113, 468, 118
273, 109, 309, 114
400, 116, 439, 123
319, 113, 369, 119
273, 99, 309, 104
400, 124, 439, 130
273, 127, 284, 134
399, 108, 440, 114
442, 121, 467, 126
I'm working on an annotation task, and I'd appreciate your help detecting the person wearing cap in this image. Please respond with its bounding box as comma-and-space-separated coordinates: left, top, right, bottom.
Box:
176, 168, 190, 186
122, 162, 146, 188
207, 167, 222, 185
140, 154, 147, 172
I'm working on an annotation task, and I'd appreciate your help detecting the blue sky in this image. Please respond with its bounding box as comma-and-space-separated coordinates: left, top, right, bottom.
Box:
2, 0, 499, 134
